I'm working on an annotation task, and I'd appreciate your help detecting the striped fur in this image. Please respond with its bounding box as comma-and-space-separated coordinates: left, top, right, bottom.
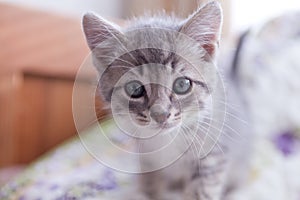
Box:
83, 1, 252, 200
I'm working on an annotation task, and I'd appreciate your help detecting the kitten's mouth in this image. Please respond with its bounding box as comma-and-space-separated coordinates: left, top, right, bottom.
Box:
160, 123, 172, 129
136, 120, 173, 129
156, 121, 179, 130
134, 115, 180, 131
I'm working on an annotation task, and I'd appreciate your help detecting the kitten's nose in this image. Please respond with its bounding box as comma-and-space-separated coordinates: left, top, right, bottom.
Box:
150, 105, 170, 124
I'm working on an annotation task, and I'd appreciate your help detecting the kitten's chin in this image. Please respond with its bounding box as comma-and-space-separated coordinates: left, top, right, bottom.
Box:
134, 117, 181, 129
155, 121, 181, 133
135, 120, 180, 132
159, 122, 178, 129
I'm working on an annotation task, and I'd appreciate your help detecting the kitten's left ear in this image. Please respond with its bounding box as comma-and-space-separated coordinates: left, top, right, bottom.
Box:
82, 12, 122, 50
180, 1, 223, 59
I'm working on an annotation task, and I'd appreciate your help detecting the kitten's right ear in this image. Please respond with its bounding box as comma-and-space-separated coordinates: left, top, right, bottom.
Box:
82, 12, 122, 50
180, 1, 223, 59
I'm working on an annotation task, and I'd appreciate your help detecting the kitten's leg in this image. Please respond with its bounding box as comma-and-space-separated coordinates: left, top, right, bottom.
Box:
122, 192, 150, 200
120, 183, 150, 200
122, 172, 164, 200
138, 171, 167, 199
184, 152, 228, 200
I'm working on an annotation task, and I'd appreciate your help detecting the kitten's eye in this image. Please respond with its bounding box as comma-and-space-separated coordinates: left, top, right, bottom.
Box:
173, 77, 192, 95
125, 81, 145, 98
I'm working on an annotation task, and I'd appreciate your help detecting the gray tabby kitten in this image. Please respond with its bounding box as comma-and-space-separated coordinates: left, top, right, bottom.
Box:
82, 1, 252, 200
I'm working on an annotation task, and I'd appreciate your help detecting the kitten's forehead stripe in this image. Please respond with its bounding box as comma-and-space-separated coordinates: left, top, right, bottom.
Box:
171, 57, 179, 69
135, 49, 149, 73
109, 49, 179, 70
162, 52, 175, 65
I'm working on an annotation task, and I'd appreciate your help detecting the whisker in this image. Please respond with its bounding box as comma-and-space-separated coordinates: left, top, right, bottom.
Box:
181, 121, 210, 157
195, 125, 225, 156
198, 121, 243, 143
214, 100, 244, 113
182, 108, 248, 125
180, 124, 201, 159
201, 117, 245, 138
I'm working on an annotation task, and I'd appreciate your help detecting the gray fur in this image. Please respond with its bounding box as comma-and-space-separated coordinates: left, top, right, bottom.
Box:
82, 1, 252, 200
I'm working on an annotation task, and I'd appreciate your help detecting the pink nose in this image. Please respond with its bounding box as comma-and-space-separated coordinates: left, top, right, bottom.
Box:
150, 105, 170, 124
151, 111, 169, 124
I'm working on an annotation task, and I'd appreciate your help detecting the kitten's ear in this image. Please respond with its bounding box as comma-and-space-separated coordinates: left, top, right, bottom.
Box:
180, 1, 223, 59
82, 12, 122, 50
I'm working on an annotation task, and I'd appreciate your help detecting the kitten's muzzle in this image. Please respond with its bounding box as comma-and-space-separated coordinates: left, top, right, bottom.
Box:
150, 104, 170, 124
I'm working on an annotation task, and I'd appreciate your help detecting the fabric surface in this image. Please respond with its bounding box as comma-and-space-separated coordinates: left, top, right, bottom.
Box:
1, 12, 300, 200
230, 11, 300, 200
1, 122, 300, 200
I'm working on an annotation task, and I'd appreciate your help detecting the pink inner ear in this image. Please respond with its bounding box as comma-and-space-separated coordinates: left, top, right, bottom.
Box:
179, 2, 222, 60
203, 43, 215, 57
201, 34, 218, 60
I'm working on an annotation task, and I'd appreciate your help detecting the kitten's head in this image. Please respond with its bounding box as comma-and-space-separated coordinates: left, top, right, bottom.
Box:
82, 2, 223, 137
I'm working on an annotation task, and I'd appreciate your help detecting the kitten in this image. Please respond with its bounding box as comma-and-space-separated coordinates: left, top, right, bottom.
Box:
82, 1, 252, 200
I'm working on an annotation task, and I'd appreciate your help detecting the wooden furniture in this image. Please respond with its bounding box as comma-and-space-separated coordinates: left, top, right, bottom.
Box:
0, 4, 106, 167
0, 1, 231, 168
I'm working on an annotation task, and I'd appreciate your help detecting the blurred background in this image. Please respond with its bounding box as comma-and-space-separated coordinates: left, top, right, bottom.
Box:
1, 0, 300, 187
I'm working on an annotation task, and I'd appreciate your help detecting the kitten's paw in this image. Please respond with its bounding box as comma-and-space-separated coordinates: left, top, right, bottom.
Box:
182, 193, 198, 200
156, 191, 183, 200
124, 192, 182, 200
122, 193, 150, 200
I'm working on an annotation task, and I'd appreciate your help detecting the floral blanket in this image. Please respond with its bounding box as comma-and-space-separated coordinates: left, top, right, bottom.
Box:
1, 11, 300, 200
0, 122, 300, 200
